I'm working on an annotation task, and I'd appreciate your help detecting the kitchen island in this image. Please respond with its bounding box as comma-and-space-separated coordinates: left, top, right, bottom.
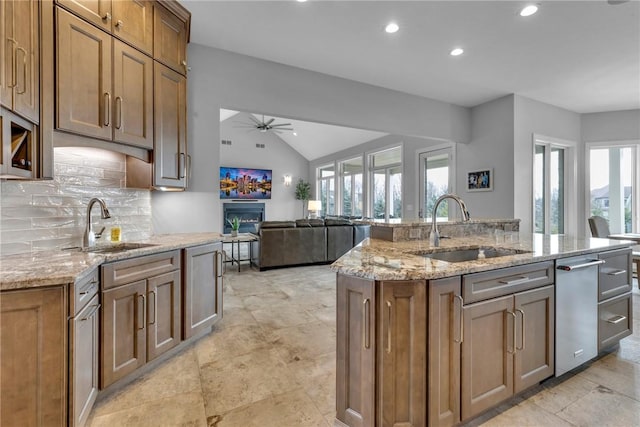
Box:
331, 232, 634, 427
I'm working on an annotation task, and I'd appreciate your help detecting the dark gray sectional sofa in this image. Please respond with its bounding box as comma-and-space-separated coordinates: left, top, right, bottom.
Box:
250, 218, 370, 270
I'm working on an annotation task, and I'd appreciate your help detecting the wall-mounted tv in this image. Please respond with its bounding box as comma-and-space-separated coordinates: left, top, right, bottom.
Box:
220, 166, 272, 200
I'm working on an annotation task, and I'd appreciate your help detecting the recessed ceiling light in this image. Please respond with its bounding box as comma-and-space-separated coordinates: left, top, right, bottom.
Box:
519, 5, 539, 17
293, 132, 298, 136
450, 48, 464, 56
385, 22, 399, 34
296, 0, 307, 3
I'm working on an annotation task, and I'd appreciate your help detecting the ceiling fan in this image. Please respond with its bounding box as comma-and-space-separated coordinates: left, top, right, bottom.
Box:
234, 114, 294, 134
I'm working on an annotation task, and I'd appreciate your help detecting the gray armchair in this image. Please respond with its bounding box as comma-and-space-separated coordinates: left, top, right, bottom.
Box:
588, 215, 610, 238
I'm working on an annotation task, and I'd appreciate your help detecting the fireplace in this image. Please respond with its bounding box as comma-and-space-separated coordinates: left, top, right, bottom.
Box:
223, 203, 265, 234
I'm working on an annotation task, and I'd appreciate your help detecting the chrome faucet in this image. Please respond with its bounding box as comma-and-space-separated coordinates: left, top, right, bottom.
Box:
429, 194, 470, 247
83, 198, 111, 248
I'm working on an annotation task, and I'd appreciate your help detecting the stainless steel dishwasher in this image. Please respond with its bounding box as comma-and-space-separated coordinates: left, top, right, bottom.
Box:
555, 255, 605, 376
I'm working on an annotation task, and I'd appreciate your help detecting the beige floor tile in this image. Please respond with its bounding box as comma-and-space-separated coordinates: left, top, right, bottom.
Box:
241, 290, 291, 311
200, 348, 301, 416
92, 348, 202, 416
479, 400, 573, 427
267, 321, 336, 363
286, 351, 336, 385
194, 323, 269, 364
578, 354, 640, 400
88, 391, 207, 427
527, 374, 599, 414
251, 302, 319, 329
215, 390, 329, 427
556, 385, 640, 426
308, 305, 336, 326
225, 277, 278, 297
217, 306, 258, 329
304, 370, 336, 415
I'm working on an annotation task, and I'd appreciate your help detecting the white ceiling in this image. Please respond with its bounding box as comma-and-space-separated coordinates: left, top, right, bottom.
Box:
185, 0, 640, 114
221, 109, 388, 160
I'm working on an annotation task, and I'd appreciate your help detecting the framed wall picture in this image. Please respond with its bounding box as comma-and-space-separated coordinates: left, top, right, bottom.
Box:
467, 168, 493, 192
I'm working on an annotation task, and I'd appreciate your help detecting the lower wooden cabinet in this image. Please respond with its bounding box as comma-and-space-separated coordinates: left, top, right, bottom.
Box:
1, 286, 68, 427
146, 270, 181, 361
183, 243, 224, 339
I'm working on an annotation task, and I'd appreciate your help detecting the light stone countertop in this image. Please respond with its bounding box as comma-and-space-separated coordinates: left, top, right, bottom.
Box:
0, 233, 224, 291
331, 233, 635, 281
363, 218, 518, 227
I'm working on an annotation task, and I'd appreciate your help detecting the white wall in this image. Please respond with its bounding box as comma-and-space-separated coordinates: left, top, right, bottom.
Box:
152, 44, 472, 233
458, 95, 515, 219
581, 109, 640, 142
513, 95, 582, 234
219, 112, 309, 220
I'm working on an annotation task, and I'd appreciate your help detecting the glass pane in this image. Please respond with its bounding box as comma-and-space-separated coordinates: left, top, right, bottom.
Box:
343, 175, 352, 215
373, 171, 386, 219
372, 146, 401, 168
424, 153, 449, 220
341, 157, 363, 174
354, 173, 363, 217
320, 164, 334, 178
320, 180, 329, 217
327, 178, 335, 215
550, 147, 564, 234
534, 145, 545, 233
389, 167, 402, 219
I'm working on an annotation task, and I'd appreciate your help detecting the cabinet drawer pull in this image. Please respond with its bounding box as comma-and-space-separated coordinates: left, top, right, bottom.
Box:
454, 294, 464, 343
115, 19, 123, 28
102, 12, 112, 21
179, 153, 186, 179
498, 276, 530, 286
507, 311, 517, 354
7, 38, 17, 88
138, 294, 146, 330
104, 92, 111, 126
607, 269, 626, 276
606, 315, 627, 324
79, 279, 98, 295
16, 47, 27, 95
386, 300, 392, 354
80, 303, 101, 321
516, 308, 525, 350
362, 298, 370, 349
149, 290, 157, 325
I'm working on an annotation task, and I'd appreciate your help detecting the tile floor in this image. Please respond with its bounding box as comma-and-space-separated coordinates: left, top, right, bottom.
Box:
88, 265, 640, 427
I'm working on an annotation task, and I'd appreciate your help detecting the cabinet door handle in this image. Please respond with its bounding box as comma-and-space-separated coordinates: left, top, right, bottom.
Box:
16, 47, 27, 95
386, 300, 392, 354
115, 19, 123, 28
104, 92, 111, 126
362, 298, 370, 349
7, 38, 17, 88
179, 153, 186, 179
149, 290, 157, 325
516, 308, 525, 350
138, 294, 146, 329
606, 315, 627, 324
454, 294, 464, 343
80, 303, 101, 321
498, 276, 530, 285
607, 269, 626, 276
187, 154, 192, 182
102, 12, 112, 21
115, 97, 123, 129
507, 311, 517, 354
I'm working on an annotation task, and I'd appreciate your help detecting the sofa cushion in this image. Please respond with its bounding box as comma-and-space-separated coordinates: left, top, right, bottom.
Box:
296, 219, 325, 227
325, 218, 352, 226
259, 221, 296, 229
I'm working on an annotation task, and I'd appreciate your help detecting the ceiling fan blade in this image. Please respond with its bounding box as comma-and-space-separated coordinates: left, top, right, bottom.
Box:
270, 123, 292, 127
265, 118, 276, 126
248, 115, 262, 125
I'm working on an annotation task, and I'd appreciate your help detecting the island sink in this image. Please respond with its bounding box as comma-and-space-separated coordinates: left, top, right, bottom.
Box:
418, 246, 531, 263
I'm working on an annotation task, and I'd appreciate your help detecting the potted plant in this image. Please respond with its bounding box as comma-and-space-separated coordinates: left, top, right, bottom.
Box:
228, 217, 240, 237
295, 179, 311, 218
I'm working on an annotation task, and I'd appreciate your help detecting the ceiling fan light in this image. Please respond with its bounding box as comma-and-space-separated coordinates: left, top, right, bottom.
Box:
519, 5, 538, 17
385, 22, 399, 34
450, 48, 464, 56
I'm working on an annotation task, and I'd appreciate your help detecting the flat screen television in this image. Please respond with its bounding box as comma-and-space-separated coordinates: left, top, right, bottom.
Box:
220, 166, 272, 200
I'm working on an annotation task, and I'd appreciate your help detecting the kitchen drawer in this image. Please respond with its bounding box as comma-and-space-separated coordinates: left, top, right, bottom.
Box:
102, 250, 181, 290
598, 291, 633, 350
463, 261, 554, 304
598, 248, 632, 301
70, 268, 99, 316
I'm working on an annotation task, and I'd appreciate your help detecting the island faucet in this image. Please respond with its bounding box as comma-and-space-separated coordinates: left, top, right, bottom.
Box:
429, 194, 470, 247
83, 198, 111, 248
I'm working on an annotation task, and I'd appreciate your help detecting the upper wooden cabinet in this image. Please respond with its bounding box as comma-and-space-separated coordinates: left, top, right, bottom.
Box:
56, 8, 153, 149
154, 3, 189, 75
57, 0, 154, 54
1, 0, 40, 123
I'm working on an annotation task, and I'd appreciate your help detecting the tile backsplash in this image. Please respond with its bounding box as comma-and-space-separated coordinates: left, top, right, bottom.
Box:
1, 147, 152, 255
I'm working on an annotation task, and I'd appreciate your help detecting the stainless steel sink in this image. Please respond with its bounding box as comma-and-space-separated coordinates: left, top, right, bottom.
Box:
418, 247, 530, 263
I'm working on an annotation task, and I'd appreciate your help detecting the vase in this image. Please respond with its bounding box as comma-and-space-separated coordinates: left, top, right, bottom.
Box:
231, 230, 238, 237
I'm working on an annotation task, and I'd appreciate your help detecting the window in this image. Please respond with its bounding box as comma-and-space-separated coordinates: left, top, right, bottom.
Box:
339, 156, 363, 217
369, 146, 402, 220
587, 144, 639, 234
317, 164, 335, 216
533, 136, 576, 234
419, 147, 454, 220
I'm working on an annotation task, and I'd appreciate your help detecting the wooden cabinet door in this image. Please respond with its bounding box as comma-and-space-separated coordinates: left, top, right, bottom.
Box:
461, 295, 514, 421
379, 280, 427, 427
70, 294, 100, 427
1, 286, 67, 427
154, 4, 188, 75
147, 270, 182, 361
113, 39, 153, 148
513, 285, 555, 393
112, 0, 153, 55
154, 62, 187, 188
57, 0, 112, 33
0, 0, 9, 109
183, 243, 223, 339
56, 7, 113, 140
428, 277, 462, 427
101, 280, 147, 388
336, 274, 376, 427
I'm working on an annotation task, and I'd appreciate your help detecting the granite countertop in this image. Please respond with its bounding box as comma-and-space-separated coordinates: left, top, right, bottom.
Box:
331, 233, 635, 281
0, 233, 223, 290
365, 218, 518, 227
